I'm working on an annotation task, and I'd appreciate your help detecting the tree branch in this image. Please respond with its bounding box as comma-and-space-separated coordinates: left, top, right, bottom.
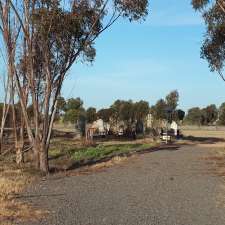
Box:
217, 0, 225, 13
218, 70, 225, 82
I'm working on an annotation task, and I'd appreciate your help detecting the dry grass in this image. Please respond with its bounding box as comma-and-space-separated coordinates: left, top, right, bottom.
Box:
203, 147, 225, 208
182, 129, 225, 207
88, 155, 130, 170
182, 129, 225, 139
0, 163, 45, 224
181, 129, 225, 148
181, 128, 225, 177
98, 137, 157, 146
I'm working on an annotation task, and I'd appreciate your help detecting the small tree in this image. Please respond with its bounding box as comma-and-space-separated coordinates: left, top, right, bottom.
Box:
151, 99, 167, 120
63, 98, 85, 124
119, 100, 134, 128
86, 107, 97, 123
66, 98, 83, 112
133, 100, 149, 133
57, 96, 67, 114
134, 100, 149, 121
185, 107, 203, 126
166, 90, 179, 111
202, 104, 218, 125
218, 103, 225, 125
97, 108, 113, 123
174, 109, 185, 122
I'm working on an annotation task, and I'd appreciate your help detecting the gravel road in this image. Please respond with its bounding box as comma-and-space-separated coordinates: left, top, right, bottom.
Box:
19, 144, 225, 225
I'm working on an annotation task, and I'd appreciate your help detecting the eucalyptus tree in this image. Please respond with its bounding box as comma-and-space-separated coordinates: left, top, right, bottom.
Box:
166, 90, 179, 112
218, 102, 225, 125
150, 99, 167, 120
185, 107, 203, 125
86, 107, 97, 123
0, 0, 149, 173
192, 0, 225, 79
97, 108, 113, 123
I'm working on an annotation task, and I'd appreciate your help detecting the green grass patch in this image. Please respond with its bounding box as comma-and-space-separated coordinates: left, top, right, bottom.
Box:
49, 148, 62, 157
49, 138, 159, 167
69, 143, 156, 162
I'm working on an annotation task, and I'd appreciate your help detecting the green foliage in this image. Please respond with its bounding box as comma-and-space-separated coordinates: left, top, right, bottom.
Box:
97, 108, 113, 122
115, 0, 148, 21
185, 107, 203, 125
166, 90, 179, 111
70, 143, 154, 161
150, 99, 167, 120
63, 97, 85, 124
30, 0, 149, 77
192, 0, 209, 10
192, 0, 225, 74
66, 98, 83, 111
77, 110, 86, 137
133, 100, 149, 121
86, 107, 97, 123
119, 100, 134, 124
185, 104, 218, 125
63, 109, 80, 124
57, 96, 66, 113
108, 99, 149, 127
201, 104, 218, 125
150, 90, 180, 122
218, 103, 225, 125
174, 109, 185, 122
110, 100, 124, 122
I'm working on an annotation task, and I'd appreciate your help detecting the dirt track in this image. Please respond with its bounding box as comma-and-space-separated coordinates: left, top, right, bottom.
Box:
18, 142, 225, 225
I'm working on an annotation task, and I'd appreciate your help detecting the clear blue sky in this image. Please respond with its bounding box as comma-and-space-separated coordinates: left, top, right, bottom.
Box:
61, 0, 225, 111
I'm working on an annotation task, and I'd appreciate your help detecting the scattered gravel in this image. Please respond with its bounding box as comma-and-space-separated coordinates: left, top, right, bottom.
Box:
18, 144, 225, 225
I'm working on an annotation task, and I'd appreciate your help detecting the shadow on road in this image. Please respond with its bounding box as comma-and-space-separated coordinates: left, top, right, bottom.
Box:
182, 135, 225, 144
15, 193, 65, 199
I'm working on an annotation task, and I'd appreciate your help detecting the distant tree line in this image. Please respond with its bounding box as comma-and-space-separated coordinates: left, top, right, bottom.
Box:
55, 97, 150, 130
3, 90, 225, 132
55, 91, 225, 127
184, 103, 225, 126
150, 90, 185, 123
52, 90, 186, 134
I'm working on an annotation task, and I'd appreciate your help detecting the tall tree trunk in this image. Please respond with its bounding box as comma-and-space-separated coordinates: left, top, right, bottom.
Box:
39, 142, 49, 174
16, 125, 24, 164
11, 82, 24, 164
38, 68, 51, 173
0, 79, 11, 154
11, 97, 20, 164
16, 111, 25, 164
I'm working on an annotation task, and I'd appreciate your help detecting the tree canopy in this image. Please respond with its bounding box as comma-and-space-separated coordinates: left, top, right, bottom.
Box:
192, 0, 225, 78
185, 107, 203, 125
86, 107, 97, 123
218, 102, 225, 125
166, 90, 179, 111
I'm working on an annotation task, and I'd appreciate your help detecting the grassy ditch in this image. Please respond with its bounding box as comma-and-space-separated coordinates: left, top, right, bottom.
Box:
69, 143, 155, 161
49, 138, 159, 169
